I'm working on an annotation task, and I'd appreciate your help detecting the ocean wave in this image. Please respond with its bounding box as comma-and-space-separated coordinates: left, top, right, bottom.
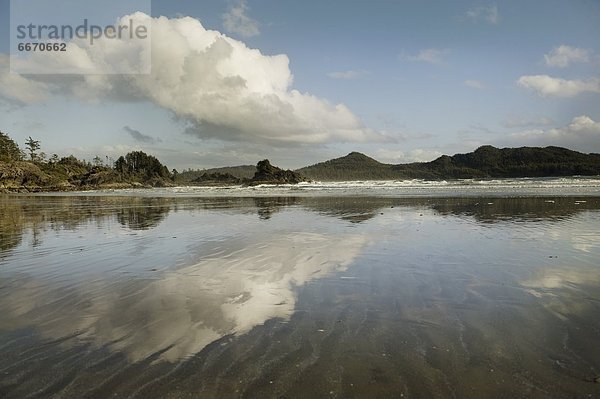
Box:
53, 176, 600, 198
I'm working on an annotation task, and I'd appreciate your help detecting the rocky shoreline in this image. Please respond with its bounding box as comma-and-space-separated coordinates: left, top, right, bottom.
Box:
0, 159, 307, 193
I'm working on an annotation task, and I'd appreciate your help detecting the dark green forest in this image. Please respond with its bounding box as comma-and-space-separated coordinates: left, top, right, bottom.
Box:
177, 165, 256, 183
0, 131, 303, 191
1, 129, 599, 191
299, 146, 600, 181
0, 131, 174, 191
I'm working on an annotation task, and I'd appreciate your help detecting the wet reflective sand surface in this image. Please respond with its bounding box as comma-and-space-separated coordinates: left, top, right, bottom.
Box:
1, 195, 599, 398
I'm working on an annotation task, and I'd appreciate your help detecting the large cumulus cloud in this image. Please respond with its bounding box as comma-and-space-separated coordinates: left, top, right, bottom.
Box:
1, 13, 386, 146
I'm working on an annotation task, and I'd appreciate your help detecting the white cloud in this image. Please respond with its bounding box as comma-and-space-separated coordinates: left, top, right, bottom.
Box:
0, 14, 387, 146
401, 48, 450, 65
7, 13, 152, 75
222, 0, 260, 38
327, 70, 367, 80
544, 45, 591, 68
376, 148, 443, 163
0, 55, 49, 103
464, 79, 485, 89
464, 4, 500, 25
507, 115, 600, 153
517, 75, 600, 97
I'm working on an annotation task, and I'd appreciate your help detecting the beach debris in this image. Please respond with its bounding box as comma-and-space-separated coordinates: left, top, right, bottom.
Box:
544, 200, 555, 203
583, 376, 600, 383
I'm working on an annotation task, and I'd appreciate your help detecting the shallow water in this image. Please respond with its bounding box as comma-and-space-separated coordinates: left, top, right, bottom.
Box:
1, 194, 599, 398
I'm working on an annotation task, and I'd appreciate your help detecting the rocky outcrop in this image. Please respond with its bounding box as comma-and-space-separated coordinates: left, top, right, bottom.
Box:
248, 159, 307, 185
0, 161, 55, 191
0, 161, 175, 192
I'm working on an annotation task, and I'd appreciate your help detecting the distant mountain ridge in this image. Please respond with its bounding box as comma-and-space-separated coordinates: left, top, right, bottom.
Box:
298, 146, 600, 181
178, 165, 256, 182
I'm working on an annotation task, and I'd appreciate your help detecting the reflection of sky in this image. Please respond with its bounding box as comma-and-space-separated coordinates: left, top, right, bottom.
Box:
518, 213, 600, 296
521, 269, 600, 290
2, 197, 600, 366
571, 230, 600, 253
520, 266, 600, 323
2, 210, 263, 279
0, 208, 367, 362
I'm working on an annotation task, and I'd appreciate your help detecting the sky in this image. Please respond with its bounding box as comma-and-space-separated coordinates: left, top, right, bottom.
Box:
0, 0, 599, 170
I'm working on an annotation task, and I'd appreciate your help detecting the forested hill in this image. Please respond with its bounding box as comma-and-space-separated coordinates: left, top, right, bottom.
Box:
414, 145, 600, 178
298, 146, 600, 181
297, 152, 399, 180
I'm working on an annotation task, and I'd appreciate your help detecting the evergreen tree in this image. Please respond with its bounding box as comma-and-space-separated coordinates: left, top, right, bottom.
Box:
113, 151, 171, 179
25, 136, 41, 162
0, 131, 23, 162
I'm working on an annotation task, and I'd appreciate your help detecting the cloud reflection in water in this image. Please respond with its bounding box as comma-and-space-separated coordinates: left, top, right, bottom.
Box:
1, 232, 367, 362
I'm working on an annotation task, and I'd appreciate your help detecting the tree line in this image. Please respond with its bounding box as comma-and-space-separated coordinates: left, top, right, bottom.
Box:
0, 130, 174, 186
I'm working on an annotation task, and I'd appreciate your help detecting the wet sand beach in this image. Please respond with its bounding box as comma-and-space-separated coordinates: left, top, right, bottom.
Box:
1, 193, 599, 398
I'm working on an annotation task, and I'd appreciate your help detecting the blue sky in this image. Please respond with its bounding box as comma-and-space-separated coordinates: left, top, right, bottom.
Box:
1, 0, 599, 169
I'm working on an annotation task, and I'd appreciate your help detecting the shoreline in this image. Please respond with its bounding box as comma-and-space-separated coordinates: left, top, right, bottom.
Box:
2, 174, 600, 194
3, 177, 599, 198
